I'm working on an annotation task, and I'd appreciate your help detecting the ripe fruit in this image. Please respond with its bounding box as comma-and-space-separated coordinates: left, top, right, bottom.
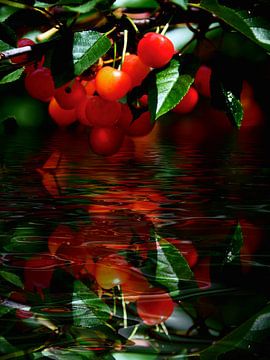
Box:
121, 269, 151, 302
172, 87, 199, 114
119, 110, 154, 137
54, 79, 86, 109
194, 65, 212, 98
122, 54, 150, 88
85, 96, 122, 126
95, 254, 130, 289
137, 32, 175, 68
48, 97, 77, 126
24, 67, 55, 102
12, 38, 35, 64
137, 288, 175, 325
89, 126, 125, 156
95, 66, 132, 101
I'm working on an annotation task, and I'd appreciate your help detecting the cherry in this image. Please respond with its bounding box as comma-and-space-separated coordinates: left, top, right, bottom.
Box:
121, 269, 151, 302
122, 54, 150, 88
194, 65, 211, 98
12, 38, 35, 64
139, 94, 148, 107
137, 32, 175, 68
76, 96, 91, 126
136, 288, 175, 325
24, 67, 55, 102
82, 79, 96, 95
95, 254, 130, 289
85, 95, 122, 126
54, 79, 86, 109
119, 110, 154, 137
172, 87, 199, 114
95, 66, 132, 101
48, 224, 75, 256
241, 99, 264, 129
48, 97, 77, 126
89, 126, 125, 156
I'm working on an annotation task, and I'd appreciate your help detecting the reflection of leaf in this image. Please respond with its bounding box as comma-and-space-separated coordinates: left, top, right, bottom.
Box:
154, 233, 194, 294
0, 270, 23, 288
42, 346, 95, 359
72, 280, 110, 328
200, 303, 270, 359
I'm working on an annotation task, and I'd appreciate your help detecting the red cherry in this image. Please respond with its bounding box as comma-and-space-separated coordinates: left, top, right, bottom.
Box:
85, 95, 122, 126
139, 94, 148, 107
119, 110, 154, 137
95, 254, 131, 289
12, 38, 35, 64
95, 66, 132, 101
166, 238, 198, 268
194, 65, 211, 98
122, 54, 150, 88
48, 97, 77, 127
172, 87, 199, 114
82, 79, 96, 95
241, 99, 264, 129
89, 126, 125, 156
54, 79, 86, 109
137, 32, 175, 68
48, 224, 75, 256
121, 269, 151, 302
76, 96, 91, 126
24, 67, 55, 102
137, 288, 175, 325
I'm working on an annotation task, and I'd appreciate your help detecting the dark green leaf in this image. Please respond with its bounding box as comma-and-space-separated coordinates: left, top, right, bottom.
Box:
0, 68, 24, 85
72, 280, 110, 328
148, 56, 199, 121
154, 233, 194, 294
224, 222, 243, 264
0, 270, 23, 288
0, 23, 17, 46
73, 31, 111, 76
199, 0, 270, 52
0, 305, 12, 317
0, 40, 12, 52
0, 336, 17, 355
112, 0, 158, 9
200, 303, 270, 359
171, 0, 188, 10
63, 1, 97, 13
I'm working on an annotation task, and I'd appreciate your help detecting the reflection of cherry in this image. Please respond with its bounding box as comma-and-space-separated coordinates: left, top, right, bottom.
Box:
121, 269, 151, 302
137, 288, 175, 325
89, 126, 125, 156
95, 254, 130, 289
24, 253, 58, 298
194, 65, 211, 98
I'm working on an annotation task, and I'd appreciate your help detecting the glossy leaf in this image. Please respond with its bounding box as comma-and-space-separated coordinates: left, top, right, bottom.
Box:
225, 222, 243, 264
148, 56, 199, 121
73, 31, 111, 76
72, 280, 110, 328
199, 0, 270, 52
0, 68, 24, 85
42, 346, 95, 359
0, 270, 23, 288
154, 233, 194, 294
0, 40, 11, 52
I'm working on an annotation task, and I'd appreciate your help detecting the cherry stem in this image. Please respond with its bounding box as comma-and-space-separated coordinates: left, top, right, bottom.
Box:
119, 29, 128, 70
113, 41, 117, 69
128, 324, 140, 340
160, 22, 170, 36
120, 289, 128, 328
125, 15, 139, 33
160, 321, 170, 337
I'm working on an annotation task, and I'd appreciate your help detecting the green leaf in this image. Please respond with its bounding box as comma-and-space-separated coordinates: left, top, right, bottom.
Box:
171, 0, 188, 10
0, 270, 23, 288
200, 303, 270, 359
112, 0, 158, 9
73, 31, 111, 76
154, 233, 194, 294
0, 336, 17, 355
0, 39, 12, 52
42, 346, 95, 360
199, 0, 270, 52
72, 280, 110, 328
0, 68, 24, 85
148, 56, 199, 121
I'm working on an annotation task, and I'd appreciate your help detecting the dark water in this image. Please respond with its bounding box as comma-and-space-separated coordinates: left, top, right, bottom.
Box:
1, 119, 270, 360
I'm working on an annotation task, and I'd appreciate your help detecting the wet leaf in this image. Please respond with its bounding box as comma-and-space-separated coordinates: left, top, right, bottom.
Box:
72, 280, 111, 328
0, 270, 23, 288
73, 31, 111, 76
148, 56, 199, 121
200, 0, 270, 52
42, 346, 95, 359
200, 303, 270, 359
0, 68, 24, 85
225, 222, 243, 264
